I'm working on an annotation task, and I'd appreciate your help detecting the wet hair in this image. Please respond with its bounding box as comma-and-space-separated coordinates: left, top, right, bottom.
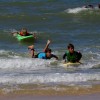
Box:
21, 28, 27, 33
68, 44, 74, 49
45, 48, 52, 53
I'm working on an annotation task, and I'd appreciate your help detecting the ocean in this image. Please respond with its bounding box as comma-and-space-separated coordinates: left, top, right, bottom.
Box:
0, 0, 100, 95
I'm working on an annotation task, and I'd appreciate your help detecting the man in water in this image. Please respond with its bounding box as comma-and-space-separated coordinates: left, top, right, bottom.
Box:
63, 44, 82, 63
28, 40, 58, 60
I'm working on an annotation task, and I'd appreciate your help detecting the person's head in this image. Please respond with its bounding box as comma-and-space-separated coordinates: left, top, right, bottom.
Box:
98, 4, 100, 9
67, 43, 74, 53
88, 5, 93, 8
21, 28, 27, 35
45, 48, 52, 58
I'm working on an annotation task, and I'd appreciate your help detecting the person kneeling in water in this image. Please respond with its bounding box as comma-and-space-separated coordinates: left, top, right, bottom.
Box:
63, 43, 82, 63
28, 40, 58, 60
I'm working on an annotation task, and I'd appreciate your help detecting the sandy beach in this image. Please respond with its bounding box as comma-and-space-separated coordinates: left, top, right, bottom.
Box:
0, 85, 100, 100
0, 93, 100, 100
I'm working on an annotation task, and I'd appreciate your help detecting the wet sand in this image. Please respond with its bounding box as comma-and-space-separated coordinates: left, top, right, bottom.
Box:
0, 84, 100, 100
1, 84, 100, 95
0, 93, 100, 100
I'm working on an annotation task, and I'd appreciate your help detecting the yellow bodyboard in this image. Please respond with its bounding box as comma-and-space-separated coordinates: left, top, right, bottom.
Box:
63, 62, 81, 67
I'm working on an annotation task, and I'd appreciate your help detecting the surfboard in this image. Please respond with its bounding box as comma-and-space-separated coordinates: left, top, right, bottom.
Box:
63, 62, 81, 67
16, 34, 34, 41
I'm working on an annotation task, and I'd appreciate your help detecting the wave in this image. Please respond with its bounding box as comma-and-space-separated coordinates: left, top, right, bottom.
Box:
66, 7, 88, 14
0, 50, 100, 85
0, 69, 99, 85
65, 7, 100, 14
0, 58, 53, 71
0, 49, 100, 70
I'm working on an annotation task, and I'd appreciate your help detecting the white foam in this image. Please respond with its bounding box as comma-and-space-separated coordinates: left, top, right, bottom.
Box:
79, 62, 100, 70
0, 58, 99, 85
0, 50, 99, 85
65, 7, 88, 14
0, 50, 8, 54
0, 58, 52, 71
65, 6, 100, 14
0, 50, 20, 58
0, 72, 99, 85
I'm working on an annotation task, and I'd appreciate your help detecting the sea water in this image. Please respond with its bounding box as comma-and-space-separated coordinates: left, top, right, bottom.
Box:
0, 0, 100, 94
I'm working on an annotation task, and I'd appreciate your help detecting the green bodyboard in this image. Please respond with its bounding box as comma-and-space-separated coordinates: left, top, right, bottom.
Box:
16, 34, 34, 41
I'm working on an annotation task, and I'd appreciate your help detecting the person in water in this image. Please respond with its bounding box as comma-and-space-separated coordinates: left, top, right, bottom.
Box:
12, 28, 37, 38
63, 43, 82, 63
84, 4, 94, 9
19, 28, 29, 36
28, 40, 58, 60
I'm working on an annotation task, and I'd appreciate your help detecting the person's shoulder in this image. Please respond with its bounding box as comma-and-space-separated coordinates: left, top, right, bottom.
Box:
75, 51, 82, 55
74, 51, 80, 53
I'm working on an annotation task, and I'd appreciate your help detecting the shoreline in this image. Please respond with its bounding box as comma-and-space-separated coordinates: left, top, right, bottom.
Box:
0, 93, 100, 100
0, 84, 100, 100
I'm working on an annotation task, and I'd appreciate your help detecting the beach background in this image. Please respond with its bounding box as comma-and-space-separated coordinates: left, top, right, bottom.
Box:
0, 0, 100, 99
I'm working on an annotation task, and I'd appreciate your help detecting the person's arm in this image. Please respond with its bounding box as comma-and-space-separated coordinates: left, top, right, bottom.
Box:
51, 54, 58, 60
33, 33, 37, 39
29, 32, 37, 38
76, 51, 82, 62
11, 32, 19, 36
30, 50, 35, 58
43, 40, 51, 52
63, 53, 67, 63
28, 45, 35, 58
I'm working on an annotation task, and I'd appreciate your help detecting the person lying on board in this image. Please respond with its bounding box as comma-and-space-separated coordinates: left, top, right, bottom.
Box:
12, 28, 36, 38
28, 40, 58, 60
63, 43, 82, 63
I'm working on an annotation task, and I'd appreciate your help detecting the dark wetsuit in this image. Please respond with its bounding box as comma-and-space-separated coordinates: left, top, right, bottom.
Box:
63, 51, 82, 63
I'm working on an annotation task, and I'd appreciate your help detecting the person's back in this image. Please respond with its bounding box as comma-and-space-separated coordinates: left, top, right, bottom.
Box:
37, 52, 46, 59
